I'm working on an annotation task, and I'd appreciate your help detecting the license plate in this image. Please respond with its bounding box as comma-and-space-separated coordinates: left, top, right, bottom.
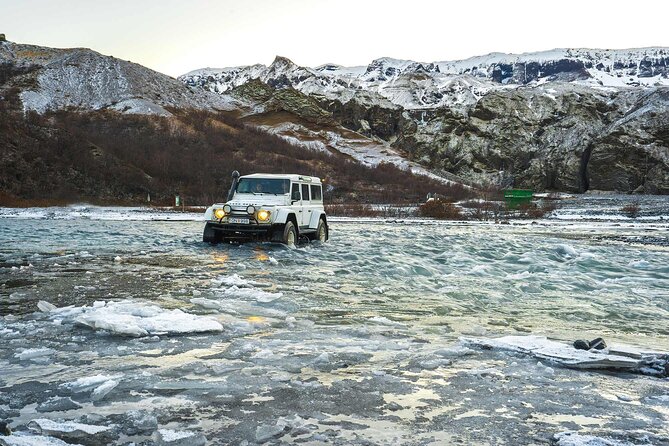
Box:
229, 217, 249, 224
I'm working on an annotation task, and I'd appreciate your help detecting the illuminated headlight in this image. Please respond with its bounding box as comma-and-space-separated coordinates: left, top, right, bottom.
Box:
213, 208, 226, 220
246, 205, 255, 215
257, 210, 271, 222
223, 204, 232, 214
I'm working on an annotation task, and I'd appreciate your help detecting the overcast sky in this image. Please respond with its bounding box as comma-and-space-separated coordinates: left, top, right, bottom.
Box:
2, 0, 667, 77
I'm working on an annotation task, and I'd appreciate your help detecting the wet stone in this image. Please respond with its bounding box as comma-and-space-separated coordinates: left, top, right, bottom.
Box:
573, 340, 590, 350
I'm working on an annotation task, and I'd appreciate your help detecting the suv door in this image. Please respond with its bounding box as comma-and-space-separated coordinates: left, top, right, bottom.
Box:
290, 182, 304, 226
300, 183, 311, 227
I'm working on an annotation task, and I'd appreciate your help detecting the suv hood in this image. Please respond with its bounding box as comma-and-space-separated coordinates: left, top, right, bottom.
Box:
227, 194, 289, 207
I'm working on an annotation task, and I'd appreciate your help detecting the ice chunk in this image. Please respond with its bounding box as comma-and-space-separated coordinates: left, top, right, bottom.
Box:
220, 285, 283, 303
15, 348, 55, 361
0, 433, 83, 446
211, 273, 257, 287
461, 335, 666, 374
554, 431, 633, 446
36, 397, 83, 413
255, 423, 286, 443
27, 419, 114, 444
368, 316, 405, 327
45, 300, 223, 337
124, 410, 158, 435
63, 374, 124, 393
37, 301, 57, 313
91, 379, 119, 401
152, 429, 206, 446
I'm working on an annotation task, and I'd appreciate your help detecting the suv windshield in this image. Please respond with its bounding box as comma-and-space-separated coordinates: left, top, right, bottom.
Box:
236, 178, 290, 195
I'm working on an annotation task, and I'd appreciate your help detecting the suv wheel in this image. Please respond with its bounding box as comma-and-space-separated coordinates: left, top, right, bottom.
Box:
316, 219, 328, 242
281, 221, 297, 247
203, 223, 221, 244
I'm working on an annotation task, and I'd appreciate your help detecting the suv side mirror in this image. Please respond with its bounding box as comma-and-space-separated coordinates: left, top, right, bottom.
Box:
291, 190, 301, 203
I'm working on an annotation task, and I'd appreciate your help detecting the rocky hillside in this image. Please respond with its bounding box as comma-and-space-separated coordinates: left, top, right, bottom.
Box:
181, 49, 669, 193
0, 40, 233, 116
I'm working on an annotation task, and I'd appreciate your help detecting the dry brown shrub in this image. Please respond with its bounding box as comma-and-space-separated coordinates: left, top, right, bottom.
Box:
418, 199, 463, 219
621, 202, 640, 218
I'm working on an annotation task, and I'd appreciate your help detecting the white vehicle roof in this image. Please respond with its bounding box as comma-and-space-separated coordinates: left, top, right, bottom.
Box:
239, 173, 322, 183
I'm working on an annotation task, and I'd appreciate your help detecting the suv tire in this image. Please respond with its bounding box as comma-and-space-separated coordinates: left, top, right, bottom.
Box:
203, 223, 221, 244
313, 218, 328, 242
278, 221, 297, 247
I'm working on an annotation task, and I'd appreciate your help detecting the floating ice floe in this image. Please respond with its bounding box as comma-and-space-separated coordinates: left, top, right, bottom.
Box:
461, 335, 668, 376
38, 300, 223, 337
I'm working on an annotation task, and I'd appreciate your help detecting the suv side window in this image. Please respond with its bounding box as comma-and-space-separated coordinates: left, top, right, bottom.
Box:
301, 184, 310, 201
291, 183, 301, 201
310, 185, 322, 202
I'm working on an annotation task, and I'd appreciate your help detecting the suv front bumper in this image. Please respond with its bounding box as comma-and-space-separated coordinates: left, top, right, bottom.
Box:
206, 221, 274, 240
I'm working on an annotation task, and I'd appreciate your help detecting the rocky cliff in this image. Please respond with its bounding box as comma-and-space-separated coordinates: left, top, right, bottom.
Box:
181, 49, 669, 193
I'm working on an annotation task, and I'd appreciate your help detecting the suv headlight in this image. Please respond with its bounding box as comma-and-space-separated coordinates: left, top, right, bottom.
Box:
246, 205, 256, 215
257, 210, 271, 222
223, 204, 232, 213
213, 208, 226, 220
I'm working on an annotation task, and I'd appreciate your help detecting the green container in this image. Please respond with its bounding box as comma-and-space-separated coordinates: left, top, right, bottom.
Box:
504, 189, 533, 208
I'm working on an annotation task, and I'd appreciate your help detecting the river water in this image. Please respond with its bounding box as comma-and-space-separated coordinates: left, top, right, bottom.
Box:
1, 201, 668, 445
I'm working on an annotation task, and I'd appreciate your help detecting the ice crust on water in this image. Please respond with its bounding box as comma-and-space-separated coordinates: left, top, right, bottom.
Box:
41, 300, 223, 337
63, 374, 124, 396
0, 433, 83, 446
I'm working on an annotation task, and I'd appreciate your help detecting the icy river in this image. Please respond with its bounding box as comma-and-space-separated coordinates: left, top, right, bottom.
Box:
1, 198, 669, 445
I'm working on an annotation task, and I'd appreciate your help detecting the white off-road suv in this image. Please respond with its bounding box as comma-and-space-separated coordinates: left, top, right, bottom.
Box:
203, 172, 329, 246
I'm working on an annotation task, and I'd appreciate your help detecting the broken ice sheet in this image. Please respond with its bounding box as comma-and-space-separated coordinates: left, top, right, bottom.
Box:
39, 300, 223, 337
461, 335, 668, 375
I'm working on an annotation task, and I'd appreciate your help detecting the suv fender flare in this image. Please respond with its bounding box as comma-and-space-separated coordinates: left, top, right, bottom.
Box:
308, 211, 327, 229
273, 208, 293, 225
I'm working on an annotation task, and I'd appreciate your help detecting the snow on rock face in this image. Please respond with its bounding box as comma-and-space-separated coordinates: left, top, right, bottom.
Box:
40, 300, 223, 337
180, 48, 669, 112
0, 41, 235, 116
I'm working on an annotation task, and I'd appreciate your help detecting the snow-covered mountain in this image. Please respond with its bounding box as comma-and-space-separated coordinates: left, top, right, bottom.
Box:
180, 49, 669, 194
180, 48, 669, 111
0, 40, 233, 116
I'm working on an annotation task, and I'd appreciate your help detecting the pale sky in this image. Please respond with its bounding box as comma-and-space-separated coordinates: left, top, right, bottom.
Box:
1, 0, 667, 77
